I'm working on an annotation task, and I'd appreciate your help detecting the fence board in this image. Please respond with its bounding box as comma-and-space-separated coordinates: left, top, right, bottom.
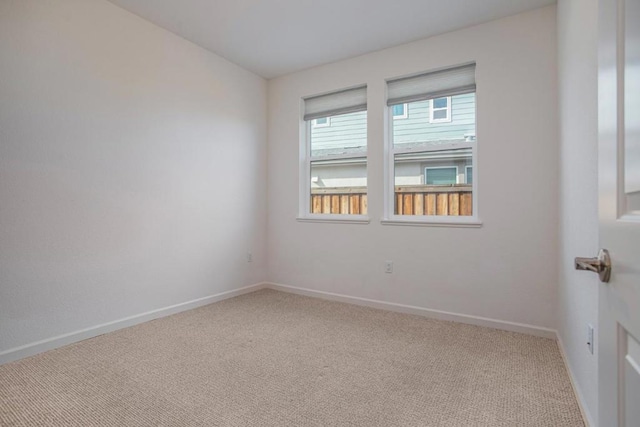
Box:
426, 194, 436, 215
322, 195, 331, 213
331, 195, 340, 214
350, 195, 360, 214
461, 193, 472, 216
436, 194, 449, 215
403, 194, 413, 215
449, 193, 460, 216
340, 195, 349, 214
312, 195, 322, 214
361, 195, 368, 215
414, 194, 424, 215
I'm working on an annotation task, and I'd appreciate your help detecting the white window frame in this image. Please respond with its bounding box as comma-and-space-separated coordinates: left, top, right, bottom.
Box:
424, 166, 459, 185
429, 97, 452, 123
465, 165, 473, 184
312, 117, 331, 128
382, 103, 480, 228
298, 112, 369, 224
392, 103, 409, 120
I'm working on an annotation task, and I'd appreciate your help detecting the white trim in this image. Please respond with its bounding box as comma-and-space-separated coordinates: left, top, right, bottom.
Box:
298, 100, 310, 219
383, 102, 398, 222
424, 165, 459, 185
429, 96, 452, 123
0, 282, 267, 365
473, 91, 479, 217
392, 103, 408, 119
381, 218, 482, 228
263, 282, 556, 339
556, 333, 595, 427
297, 215, 370, 224
312, 117, 331, 128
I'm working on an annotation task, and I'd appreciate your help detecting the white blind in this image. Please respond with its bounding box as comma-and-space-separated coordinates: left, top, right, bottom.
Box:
387, 63, 476, 106
304, 85, 367, 121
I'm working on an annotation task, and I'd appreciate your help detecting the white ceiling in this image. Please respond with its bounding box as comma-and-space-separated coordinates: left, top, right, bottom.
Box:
107, 0, 555, 79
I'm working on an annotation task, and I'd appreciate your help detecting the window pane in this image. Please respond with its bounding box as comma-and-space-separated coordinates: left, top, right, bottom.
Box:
433, 97, 448, 109
388, 70, 476, 219
309, 110, 367, 215
393, 93, 475, 149
432, 109, 448, 120
393, 149, 473, 216
466, 167, 473, 184
310, 160, 367, 215
311, 110, 367, 158
316, 117, 327, 125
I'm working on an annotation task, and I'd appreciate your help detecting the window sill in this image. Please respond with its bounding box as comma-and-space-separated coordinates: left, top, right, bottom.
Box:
381, 217, 482, 228
297, 215, 370, 225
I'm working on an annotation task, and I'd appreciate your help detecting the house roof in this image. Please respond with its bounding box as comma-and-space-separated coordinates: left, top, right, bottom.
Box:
311, 140, 473, 165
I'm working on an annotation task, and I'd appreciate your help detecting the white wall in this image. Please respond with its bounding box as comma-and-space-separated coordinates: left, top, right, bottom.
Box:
267, 7, 558, 330
0, 0, 267, 359
557, 0, 599, 424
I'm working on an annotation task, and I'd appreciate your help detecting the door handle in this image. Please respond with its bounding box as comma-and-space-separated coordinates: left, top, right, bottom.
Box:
575, 249, 611, 283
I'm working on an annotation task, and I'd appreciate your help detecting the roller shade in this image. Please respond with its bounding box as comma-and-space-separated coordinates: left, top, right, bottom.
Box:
387, 63, 476, 106
304, 85, 367, 121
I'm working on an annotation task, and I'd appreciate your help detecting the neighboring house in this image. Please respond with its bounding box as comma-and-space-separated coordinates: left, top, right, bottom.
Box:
310, 93, 476, 189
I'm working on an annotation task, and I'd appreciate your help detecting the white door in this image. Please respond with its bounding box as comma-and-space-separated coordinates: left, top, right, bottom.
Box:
598, 0, 640, 425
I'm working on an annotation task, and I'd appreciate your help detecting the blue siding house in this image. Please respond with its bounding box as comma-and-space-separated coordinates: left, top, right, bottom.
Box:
310, 93, 476, 189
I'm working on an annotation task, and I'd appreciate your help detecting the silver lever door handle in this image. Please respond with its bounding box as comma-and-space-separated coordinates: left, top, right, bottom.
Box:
575, 249, 611, 283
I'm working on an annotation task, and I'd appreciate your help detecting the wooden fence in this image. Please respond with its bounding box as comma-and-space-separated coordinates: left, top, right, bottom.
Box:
310, 185, 472, 216
311, 187, 368, 215
395, 185, 472, 216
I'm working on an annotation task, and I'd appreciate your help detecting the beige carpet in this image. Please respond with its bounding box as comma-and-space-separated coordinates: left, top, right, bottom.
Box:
0, 289, 583, 426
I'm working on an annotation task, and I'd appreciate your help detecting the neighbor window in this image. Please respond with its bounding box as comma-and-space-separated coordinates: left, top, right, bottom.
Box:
429, 97, 451, 123
392, 103, 408, 119
425, 167, 458, 185
312, 117, 331, 128
386, 63, 477, 221
301, 85, 368, 219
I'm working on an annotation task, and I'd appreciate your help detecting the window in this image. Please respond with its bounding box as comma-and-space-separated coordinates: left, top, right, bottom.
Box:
301, 85, 368, 220
312, 117, 331, 127
392, 103, 408, 119
386, 63, 477, 223
429, 97, 451, 123
425, 167, 458, 185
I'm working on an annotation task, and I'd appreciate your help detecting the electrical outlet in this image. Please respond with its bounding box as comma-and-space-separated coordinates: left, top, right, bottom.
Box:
587, 324, 594, 354
247, 253, 252, 263
385, 261, 393, 274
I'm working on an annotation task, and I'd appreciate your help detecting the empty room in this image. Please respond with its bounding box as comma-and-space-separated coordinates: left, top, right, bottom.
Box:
1, 0, 639, 426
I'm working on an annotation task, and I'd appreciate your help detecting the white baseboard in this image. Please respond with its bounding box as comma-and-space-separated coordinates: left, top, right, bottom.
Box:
0, 282, 267, 365
556, 333, 594, 427
3, 280, 589, 426
264, 282, 557, 339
